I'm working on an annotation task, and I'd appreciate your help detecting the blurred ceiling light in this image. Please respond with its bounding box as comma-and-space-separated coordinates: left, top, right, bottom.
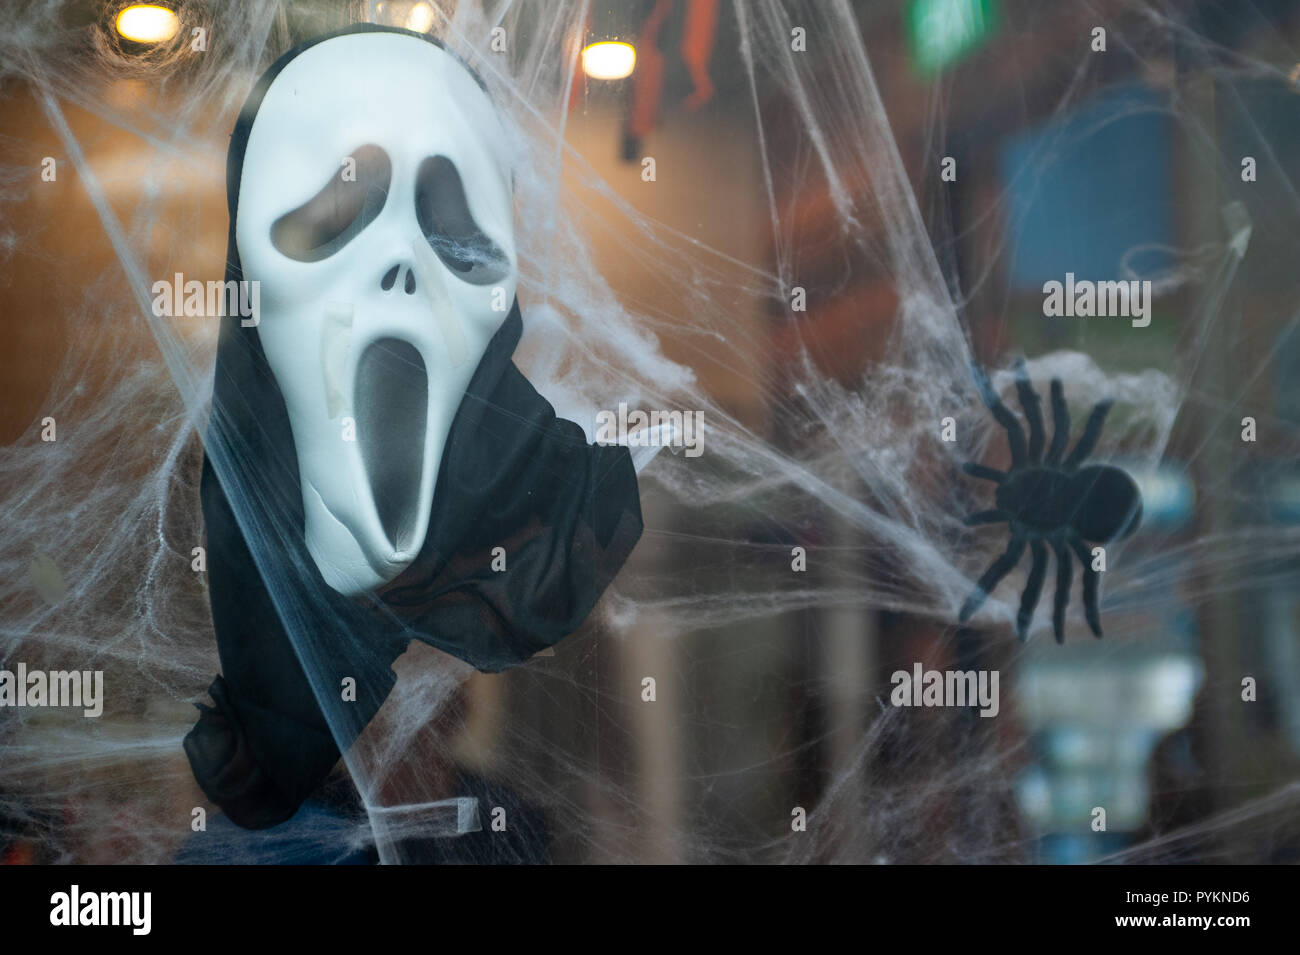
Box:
406, 2, 435, 33
581, 41, 636, 80
115, 4, 180, 44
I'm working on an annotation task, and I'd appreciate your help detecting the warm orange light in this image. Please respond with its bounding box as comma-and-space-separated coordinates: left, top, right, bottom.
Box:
115, 4, 180, 44
581, 41, 636, 80
406, 2, 435, 33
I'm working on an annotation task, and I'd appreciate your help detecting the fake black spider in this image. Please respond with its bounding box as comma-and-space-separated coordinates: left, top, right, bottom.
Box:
958, 358, 1143, 642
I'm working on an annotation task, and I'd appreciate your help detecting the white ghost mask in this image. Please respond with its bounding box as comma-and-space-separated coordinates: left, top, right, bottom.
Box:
234, 31, 516, 595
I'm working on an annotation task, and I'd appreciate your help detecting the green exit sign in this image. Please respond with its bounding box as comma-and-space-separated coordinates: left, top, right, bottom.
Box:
907, 0, 998, 75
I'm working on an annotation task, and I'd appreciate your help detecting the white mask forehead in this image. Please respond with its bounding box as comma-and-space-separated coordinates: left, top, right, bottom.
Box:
238, 32, 512, 240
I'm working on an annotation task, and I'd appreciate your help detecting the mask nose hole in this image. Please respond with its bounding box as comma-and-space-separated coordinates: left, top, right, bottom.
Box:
380, 264, 418, 295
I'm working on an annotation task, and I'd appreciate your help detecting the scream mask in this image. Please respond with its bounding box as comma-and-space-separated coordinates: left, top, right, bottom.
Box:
237, 27, 516, 594
185, 26, 645, 830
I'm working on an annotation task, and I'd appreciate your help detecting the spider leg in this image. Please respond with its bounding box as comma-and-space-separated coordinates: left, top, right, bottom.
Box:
1013, 357, 1045, 462
1045, 379, 1070, 465
1068, 536, 1103, 637
962, 462, 1005, 483
958, 533, 1026, 623
1064, 399, 1114, 469
964, 509, 1010, 526
970, 362, 1027, 467
1050, 539, 1072, 643
1016, 539, 1048, 641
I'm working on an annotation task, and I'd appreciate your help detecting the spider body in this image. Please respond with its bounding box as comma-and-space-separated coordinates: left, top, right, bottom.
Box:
993, 467, 1073, 533
959, 359, 1143, 642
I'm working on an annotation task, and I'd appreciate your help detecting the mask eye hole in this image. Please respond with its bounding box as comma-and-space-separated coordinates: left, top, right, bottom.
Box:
270, 145, 391, 262
415, 155, 509, 285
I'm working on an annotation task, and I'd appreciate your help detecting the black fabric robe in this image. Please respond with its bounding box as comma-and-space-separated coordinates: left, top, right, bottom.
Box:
184, 25, 643, 830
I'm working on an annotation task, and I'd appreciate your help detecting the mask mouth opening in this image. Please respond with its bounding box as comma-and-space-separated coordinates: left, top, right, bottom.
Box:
354, 337, 428, 557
